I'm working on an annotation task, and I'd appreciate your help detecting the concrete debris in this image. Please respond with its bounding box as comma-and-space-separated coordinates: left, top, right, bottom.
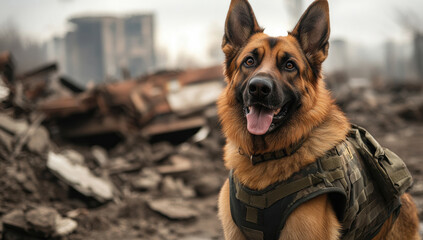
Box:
55, 216, 78, 236
156, 155, 192, 175
0, 113, 28, 136
131, 168, 162, 191
167, 81, 224, 115
150, 142, 174, 162
91, 145, 108, 167
61, 149, 85, 165
26, 125, 50, 154
148, 199, 198, 220
26, 207, 58, 235
194, 175, 222, 197
2, 207, 77, 239
161, 176, 196, 198
47, 151, 114, 202
108, 157, 143, 174
33, 65, 223, 141
0, 113, 49, 158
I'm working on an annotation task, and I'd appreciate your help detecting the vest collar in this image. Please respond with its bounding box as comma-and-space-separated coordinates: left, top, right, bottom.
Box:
238, 137, 306, 165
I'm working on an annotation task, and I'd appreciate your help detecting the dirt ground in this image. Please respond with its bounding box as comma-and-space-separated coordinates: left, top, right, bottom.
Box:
1, 81, 423, 240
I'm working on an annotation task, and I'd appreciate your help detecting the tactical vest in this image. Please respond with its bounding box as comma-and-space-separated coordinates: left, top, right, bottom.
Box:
229, 125, 413, 240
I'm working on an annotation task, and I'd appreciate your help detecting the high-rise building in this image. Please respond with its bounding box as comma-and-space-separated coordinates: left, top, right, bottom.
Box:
325, 39, 348, 73
414, 33, 423, 80
63, 13, 155, 85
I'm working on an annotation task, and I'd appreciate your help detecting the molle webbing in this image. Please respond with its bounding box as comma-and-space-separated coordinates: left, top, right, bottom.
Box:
233, 167, 344, 209
229, 142, 349, 240
229, 132, 407, 240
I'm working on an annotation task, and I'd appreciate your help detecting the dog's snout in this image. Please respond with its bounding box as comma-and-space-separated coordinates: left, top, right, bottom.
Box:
248, 78, 272, 98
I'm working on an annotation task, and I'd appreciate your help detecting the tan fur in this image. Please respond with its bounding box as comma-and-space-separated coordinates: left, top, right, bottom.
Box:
218, 0, 420, 239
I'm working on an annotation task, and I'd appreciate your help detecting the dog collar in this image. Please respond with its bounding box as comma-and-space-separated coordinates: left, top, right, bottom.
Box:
238, 137, 306, 165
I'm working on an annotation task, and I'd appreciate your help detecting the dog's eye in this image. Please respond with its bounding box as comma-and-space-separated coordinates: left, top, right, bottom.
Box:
284, 61, 296, 71
244, 57, 256, 67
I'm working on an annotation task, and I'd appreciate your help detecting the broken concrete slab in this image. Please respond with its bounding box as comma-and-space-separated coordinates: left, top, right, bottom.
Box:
2, 207, 77, 239
148, 199, 198, 220
132, 168, 162, 191
54, 215, 78, 236
108, 157, 143, 174
61, 149, 85, 165
26, 126, 50, 155
0, 113, 28, 136
167, 81, 223, 116
47, 151, 114, 203
193, 175, 222, 197
91, 145, 108, 167
26, 207, 58, 235
143, 117, 206, 137
156, 155, 192, 175
161, 176, 196, 198
0, 78, 9, 101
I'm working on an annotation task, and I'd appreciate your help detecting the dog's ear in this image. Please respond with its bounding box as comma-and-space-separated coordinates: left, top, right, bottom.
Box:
290, 0, 330, 75
223, 0, 262, 60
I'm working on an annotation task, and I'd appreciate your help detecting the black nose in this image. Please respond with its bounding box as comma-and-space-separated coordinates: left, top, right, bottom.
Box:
248, 78, 272, 98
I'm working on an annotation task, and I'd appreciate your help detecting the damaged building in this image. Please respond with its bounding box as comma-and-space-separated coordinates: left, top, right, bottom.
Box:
46, 13, 156, 85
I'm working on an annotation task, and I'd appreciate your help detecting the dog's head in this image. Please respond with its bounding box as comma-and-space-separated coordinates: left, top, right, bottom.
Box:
218, 0, 330, 145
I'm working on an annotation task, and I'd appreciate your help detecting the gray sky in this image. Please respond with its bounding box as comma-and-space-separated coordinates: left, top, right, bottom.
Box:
0, 0, 421, 67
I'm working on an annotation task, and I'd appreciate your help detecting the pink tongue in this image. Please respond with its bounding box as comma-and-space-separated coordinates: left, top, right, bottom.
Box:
246, 106, 274, 135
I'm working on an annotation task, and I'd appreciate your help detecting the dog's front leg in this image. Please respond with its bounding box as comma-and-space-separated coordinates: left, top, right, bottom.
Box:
218, 179, 247, 240
279, 194, 341, 240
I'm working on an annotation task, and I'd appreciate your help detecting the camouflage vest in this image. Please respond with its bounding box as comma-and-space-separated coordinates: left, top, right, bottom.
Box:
229, 125, 413, 240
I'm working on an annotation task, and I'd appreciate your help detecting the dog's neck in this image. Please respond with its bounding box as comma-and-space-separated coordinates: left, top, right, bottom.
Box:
223, 83, 350, 190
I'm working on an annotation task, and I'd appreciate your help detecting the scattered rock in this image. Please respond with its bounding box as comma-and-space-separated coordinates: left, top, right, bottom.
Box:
148, 199, 198, 220
156, 155, 192, 175
0, 113, 28, 136
55, 216, 78, 236
47, 151, 114, 202
194, 175, 222, 197
161, 176, 196, 198
91, 145, 108, 167
26, 207, 58, 234
108, 157, 143, 174
132, 168, 162, 191
150, 142, 174, 162
61, 149, 85, 165
26, 126, 50, 154
2, 207, 77, 239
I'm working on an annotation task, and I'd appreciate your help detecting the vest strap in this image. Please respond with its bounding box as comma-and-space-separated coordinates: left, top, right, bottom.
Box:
233, 168, 345, 209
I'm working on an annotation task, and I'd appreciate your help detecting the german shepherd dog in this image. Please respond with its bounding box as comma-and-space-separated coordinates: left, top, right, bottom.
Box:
217, 0, 420, 239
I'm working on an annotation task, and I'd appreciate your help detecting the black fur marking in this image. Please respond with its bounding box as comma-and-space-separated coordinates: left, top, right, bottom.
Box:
267, 37, 278, 49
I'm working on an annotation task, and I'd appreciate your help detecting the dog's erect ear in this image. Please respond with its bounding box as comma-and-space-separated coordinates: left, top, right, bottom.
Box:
290, 0, 330, 74
223, 0, 262, 59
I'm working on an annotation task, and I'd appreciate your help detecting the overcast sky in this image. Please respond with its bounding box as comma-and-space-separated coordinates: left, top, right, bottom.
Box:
0, 0, 421, 67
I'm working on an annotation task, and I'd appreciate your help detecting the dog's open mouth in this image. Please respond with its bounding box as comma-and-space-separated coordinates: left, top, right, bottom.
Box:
244, 101, 292, 135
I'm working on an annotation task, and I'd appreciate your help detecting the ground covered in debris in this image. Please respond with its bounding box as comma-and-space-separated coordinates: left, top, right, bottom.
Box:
0, 56, 423, 239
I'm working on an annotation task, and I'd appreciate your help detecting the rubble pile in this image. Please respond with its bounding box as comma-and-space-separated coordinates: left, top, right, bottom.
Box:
332, 81, 423, 132
0, 51, 422, 239
0, 51, 227, 240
